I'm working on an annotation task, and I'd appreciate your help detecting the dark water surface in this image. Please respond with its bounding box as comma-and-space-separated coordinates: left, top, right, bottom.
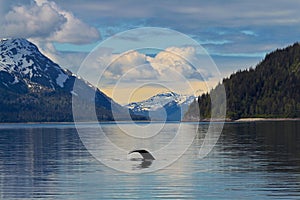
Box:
0, 121, 299, 199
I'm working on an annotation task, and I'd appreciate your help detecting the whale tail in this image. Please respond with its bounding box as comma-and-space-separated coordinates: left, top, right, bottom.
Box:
129, 149, 155, 160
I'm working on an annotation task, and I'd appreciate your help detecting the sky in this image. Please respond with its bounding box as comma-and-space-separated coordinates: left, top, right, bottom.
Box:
1, 0, 300, 104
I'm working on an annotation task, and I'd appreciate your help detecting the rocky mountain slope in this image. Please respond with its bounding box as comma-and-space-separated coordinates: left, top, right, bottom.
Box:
0, 38, 141, 122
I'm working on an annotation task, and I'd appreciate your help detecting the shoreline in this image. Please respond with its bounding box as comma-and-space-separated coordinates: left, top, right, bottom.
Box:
183, 118, 300, 122
0, 118, 299, 124
234, 118, 300, 122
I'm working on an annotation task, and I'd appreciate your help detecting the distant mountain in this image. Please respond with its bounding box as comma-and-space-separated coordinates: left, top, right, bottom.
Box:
185, 43, 300, 120
0, 38, 142, 122
126, 91, 194, 121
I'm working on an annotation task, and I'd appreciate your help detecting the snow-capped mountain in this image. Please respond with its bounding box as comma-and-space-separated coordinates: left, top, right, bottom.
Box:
126, 91, 195, 121
0, 38, 73, 93
0, 38, 132, 122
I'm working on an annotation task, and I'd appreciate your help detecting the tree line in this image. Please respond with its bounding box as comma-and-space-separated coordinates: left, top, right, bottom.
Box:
185, 43, 300, 120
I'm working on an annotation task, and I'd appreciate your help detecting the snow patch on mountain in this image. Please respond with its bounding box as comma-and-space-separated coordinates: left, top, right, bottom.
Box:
12, 76, 19, 84
127, 91, 194, 112
0, 38, 71, 91
56, 72, 68, 87
126, 91, 195, 121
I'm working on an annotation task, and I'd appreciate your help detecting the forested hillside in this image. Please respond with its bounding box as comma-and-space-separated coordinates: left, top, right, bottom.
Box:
185, 43, 300, 120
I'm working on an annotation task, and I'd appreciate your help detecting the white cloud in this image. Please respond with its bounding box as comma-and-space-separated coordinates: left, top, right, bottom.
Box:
69, 48, 150, 86
83, 46, 213, 85
148, 46, 205, 80
2, 2, 66, 39
75, 46, 206, 87
99, 47, 206, 84
0, 0, 100, 44
48, 7, 100, 44
93, 50, 156, 84
105, 51, 149, 79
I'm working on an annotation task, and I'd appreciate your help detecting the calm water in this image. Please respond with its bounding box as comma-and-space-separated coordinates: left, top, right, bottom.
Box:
0, 121, 299, 199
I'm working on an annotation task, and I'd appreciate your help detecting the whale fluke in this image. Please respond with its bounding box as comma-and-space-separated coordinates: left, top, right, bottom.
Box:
129, 149, 155, 160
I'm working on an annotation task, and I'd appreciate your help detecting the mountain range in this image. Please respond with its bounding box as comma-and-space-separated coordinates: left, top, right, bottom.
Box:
0, 38, 145, 122
2, 38, 299, 122
126, 92, 194, 121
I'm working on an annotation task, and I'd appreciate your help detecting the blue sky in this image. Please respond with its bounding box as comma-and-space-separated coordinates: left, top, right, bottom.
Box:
1, 0, 300, 103
1, 0, 300, 68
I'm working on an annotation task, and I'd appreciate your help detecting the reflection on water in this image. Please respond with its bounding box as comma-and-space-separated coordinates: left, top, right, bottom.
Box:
130, 159, 153, 170
0, 121, 299, 199
76, 122, 198, 173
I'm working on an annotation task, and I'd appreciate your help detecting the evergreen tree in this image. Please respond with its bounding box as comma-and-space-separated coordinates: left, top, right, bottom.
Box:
185, 43, 300, 120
